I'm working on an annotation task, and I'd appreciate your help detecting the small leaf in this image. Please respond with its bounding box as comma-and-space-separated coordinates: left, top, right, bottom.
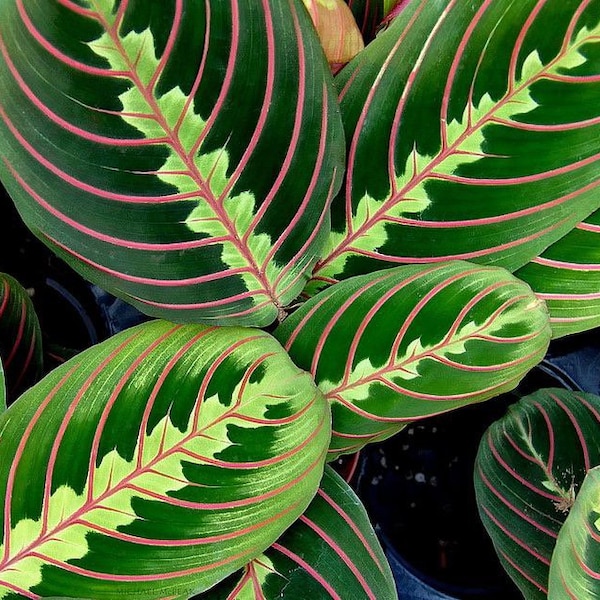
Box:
0, 321, 330, 598
309, 0, 600, 294
516, 208, 600, 337
548, 465, 600, 600
302, 0, 365, 70
0, 272, 43, 402
474, 388, 600, 599
201, 467, 397, 599
276, 261, 551, 458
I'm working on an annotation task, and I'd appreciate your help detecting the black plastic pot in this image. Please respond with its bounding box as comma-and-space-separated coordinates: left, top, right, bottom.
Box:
2, 188, 146, 373
353, 361, 582, 600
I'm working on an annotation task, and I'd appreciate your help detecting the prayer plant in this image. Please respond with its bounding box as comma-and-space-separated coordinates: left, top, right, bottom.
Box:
0, 0, 598, 598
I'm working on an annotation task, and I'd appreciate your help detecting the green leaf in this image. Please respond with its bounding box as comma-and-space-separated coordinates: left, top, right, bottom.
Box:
308, 0, 600, 294
0, 360, 5, 414
343, 0, 397, 43
0, 0, 344, 326
474, 388, 600, 599
276, 261, 551, 458
548, 465, 600, 600
516, 208, 600, 337
0, 273, 43, 403
0, 320, 330, 598
201, 467, 397, 599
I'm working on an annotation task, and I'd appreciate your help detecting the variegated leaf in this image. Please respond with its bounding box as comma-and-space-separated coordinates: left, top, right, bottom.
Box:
0, 320, 330, 598
548, 465, 600, 600
200, 467, 397, 600
308, 0, 600, 294
516, 208, 600, 338
0, 272, 43, 402
474, 388, 600, 599
276, 261, 551, 458
0, 0, 344, 327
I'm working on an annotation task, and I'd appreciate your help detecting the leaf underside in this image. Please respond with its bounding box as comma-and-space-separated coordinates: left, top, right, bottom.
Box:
201, 467, 397, 600
276, 261, 551, 458
308, 0, 600, 295
0, 320, 330, 598
474, 388, 600, 599
0, 0, 344, 326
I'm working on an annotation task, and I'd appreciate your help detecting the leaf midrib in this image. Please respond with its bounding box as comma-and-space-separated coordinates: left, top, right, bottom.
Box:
89, 1, 279, 306
316, 26, 592, 273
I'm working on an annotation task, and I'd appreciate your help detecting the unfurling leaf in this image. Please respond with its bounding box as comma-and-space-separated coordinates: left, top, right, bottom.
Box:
302, 0, 365, 71
276, 262, 551, 458
0, 0, 344, 326
0, 321, 330, 598
475, 388, 600, 599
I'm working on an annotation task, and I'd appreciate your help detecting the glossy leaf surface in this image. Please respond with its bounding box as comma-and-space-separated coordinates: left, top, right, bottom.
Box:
0, 0, 344, 326
475, 388, 600, 599
0, 320, 330, 598
309, 0, 600, 293
276, 262, 551, 458
548, 465, 600, 600
516, 209, 600, 338
0, 273, 43, 403
202, 467, 397, 600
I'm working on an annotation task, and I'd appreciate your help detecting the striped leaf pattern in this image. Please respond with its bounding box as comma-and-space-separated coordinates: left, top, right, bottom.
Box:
516, 208, 600, 338
474, 388, 600, 599
0, 320, 330, 598
275, 261, 551, 458
308, 0, 600, 294
344, 0, 397, 42
201, 467, 397, 600
548, 465, 600, 599
0, 0, 344, 327
0, 273, 43, 403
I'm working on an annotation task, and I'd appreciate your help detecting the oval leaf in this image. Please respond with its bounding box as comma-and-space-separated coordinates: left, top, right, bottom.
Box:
308, 0, 600, 293
516, 208, 600, 338
0, 272, 43, 402
0, 320, 330, 598
548, 465, 600, 600
276, 261, 551, 458
0, 0, 344, 326
474, 388, 600, 599
201, 466, 397, 599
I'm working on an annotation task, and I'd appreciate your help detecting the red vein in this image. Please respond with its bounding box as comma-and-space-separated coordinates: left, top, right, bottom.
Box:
272, 543, 342, 599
